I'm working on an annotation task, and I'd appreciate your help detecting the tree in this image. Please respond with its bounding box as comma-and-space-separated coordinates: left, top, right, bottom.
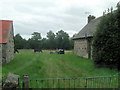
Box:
31, 32, 41, 40
47, 30, 55, 49
41, 38, 48, 49
14, 34, 27, 49
55, 30, 70, 49
92, 3, 120, 69
69, 38, 74, 49
47, 30, 55, 40
29, 32, 42, 49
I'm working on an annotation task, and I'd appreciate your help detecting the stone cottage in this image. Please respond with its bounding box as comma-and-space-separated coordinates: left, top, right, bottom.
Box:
0, 20, 14, 65
73, 15, 102, 59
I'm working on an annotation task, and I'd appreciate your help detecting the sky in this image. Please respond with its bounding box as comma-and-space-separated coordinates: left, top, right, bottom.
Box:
0, 0, 119, 39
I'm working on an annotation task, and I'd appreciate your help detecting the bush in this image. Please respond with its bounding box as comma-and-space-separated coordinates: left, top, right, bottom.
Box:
2, 73, 7, 86
92, 3, 120, 70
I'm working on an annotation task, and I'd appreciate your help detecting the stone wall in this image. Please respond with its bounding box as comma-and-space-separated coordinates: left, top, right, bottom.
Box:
1, 44, 7, 64
74, 39, 88, 58
6, 25, 14, 63
74, 38, 93, 59
91, 41, 93, 59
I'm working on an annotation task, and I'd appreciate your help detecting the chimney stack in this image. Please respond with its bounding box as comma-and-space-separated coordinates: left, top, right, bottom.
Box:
88, 15, 95, 23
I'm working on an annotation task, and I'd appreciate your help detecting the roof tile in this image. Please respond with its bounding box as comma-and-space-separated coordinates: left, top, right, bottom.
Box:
0, 20, 13, 43
73, 17, 102, 39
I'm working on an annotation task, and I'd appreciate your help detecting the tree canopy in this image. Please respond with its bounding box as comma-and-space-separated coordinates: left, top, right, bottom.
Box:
14, 34, 27, 49
47, 30, 55, 49
31, 32, 41, 40
56, 30, 70, 49
14, 30, 74, 50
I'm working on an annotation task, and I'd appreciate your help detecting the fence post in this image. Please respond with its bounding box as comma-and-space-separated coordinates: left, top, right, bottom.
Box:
85, 79, 87, 88
23, 75, 29, 88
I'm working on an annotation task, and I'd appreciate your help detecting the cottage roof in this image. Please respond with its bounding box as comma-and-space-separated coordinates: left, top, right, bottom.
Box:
0, 20, 13, 43
73, 16, 102, 40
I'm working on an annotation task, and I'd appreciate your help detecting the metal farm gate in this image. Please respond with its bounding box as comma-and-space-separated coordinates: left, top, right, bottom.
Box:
19, 75, 119, 88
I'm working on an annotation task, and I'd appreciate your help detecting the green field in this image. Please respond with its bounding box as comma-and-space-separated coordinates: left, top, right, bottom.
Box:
2, 50, 119, 88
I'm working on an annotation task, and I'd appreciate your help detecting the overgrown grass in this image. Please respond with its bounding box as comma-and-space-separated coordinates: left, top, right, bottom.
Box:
2, 49, 119, 88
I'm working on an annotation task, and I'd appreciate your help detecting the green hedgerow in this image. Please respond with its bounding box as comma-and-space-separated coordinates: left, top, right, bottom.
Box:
92, 3, 120, 70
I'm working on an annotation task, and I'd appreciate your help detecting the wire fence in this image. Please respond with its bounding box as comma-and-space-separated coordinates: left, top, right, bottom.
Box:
25, 76, 118, 88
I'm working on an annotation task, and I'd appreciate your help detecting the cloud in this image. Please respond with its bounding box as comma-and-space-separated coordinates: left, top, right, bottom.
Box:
0, 0, 119, 39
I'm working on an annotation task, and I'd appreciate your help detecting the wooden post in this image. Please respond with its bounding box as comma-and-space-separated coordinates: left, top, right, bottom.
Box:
85, 79, 87, 88
23, 75, 29, 88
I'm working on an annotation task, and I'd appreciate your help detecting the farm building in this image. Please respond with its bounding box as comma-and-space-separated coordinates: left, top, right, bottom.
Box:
73, 15, 102, 59
0, 20, 14, 65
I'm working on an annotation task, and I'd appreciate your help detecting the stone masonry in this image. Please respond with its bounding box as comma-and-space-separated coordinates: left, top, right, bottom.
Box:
5, 25, 14, 64
74, 39, 88, 58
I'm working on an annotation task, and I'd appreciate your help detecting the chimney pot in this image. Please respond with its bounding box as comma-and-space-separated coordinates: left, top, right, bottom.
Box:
88, 15, 95, 23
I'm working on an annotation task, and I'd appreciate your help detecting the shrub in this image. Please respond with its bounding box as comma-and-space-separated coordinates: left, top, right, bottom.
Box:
92, 3, 120, 70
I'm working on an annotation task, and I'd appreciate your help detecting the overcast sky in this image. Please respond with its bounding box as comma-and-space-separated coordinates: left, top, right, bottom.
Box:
0, 0, 119, 39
